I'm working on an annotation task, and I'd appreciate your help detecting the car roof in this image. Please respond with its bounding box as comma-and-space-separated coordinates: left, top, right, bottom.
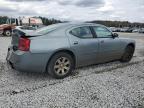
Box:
60, 22, 103, 26
50, 22, 104, 30
32, 22, 106, 36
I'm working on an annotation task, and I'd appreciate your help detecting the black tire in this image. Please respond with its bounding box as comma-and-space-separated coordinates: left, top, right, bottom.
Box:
47, 52, 74, 79
120, 45, 134, 62
4, 30, 11, 36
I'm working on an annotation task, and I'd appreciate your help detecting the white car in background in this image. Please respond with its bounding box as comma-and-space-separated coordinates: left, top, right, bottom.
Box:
109, 27, 121, 32
139, 28, 144, 33
120, 27, 129, 32
14, 26, 36, 33
132, 29, 140, 33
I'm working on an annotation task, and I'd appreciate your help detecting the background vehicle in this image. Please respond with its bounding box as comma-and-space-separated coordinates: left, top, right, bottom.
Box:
120, 27, 134, 33
109, 27, 121, 32
14, 26, 36, 33
6, 23, 135, 79
126, 28, 134, 33
120, 27, 129, 32
109, 27, 117, 32
132, 29, 140, 33
139, 28, 144, 33
0, 17, 43, 36
0, 24, 15, 36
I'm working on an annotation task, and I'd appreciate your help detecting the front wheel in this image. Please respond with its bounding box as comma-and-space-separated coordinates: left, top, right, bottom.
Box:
120, 45, 134, 62
47, 52, 74, 79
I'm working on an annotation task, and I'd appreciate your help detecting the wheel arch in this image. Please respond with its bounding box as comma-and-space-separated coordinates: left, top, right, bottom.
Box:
120, 42, 135, 62
3, 27, 12, 32
45, 49, 76, 72
3, 28, 12, 36
127, 43, 135, 49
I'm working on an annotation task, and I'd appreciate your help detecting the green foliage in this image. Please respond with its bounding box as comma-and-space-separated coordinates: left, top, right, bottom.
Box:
89, 20, 144, 28
37, 16, 62, 25
0, 16, 8, 24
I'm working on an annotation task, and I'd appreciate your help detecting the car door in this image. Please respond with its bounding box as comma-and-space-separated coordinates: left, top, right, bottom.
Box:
67, 26, 99, 67
92, 26, 123, 62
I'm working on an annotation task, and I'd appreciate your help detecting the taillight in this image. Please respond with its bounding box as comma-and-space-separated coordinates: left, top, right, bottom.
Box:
18, 37, 30, 51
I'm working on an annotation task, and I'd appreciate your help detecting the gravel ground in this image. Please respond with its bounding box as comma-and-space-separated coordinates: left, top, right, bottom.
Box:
0, 37, 11, 62
0, 33, 144, 108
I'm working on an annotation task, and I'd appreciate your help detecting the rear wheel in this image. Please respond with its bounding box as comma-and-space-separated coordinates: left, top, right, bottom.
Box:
47, 52, 74, 79
120, 45, 134, 62
4, 30, 11, 36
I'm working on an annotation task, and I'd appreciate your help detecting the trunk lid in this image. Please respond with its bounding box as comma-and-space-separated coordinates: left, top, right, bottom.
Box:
11, 29, 42, 51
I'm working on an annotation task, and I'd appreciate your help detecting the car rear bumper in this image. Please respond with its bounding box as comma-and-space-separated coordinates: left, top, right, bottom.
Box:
7, 48, 51, 73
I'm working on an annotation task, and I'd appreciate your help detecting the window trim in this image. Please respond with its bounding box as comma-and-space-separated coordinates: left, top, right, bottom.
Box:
69, 26, 95, 39
91, 26, 113, 38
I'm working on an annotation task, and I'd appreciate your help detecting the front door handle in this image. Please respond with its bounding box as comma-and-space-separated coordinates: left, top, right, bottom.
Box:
73, 41, 78, 45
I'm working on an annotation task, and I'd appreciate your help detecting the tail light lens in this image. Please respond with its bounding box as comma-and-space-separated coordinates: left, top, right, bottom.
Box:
18, 37, 30, 51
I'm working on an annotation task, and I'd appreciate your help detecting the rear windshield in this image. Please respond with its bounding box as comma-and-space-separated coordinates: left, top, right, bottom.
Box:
35, 23, 65, 35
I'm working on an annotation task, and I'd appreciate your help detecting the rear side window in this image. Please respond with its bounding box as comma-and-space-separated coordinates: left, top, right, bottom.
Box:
93, 26, 112, 38
70, 26, 93, 38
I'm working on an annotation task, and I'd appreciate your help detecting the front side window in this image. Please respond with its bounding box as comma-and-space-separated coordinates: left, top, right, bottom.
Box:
70, 26, 93, 38
93, 26, 112, 38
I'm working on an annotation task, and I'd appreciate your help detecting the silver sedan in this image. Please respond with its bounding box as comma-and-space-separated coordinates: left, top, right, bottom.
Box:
6, 23, 135, 79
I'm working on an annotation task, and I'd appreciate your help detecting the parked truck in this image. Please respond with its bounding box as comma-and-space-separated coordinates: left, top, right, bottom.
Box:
0, 17, 43, 36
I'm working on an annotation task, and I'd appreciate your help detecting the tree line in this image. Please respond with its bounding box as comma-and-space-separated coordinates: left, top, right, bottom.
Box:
37, 16, 62, 25
0, 16, 8, 24
0, 16, 144, 27
89, 20, 144, 28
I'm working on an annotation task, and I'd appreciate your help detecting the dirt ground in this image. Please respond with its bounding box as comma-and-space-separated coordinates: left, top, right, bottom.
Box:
0, 33, 144, 108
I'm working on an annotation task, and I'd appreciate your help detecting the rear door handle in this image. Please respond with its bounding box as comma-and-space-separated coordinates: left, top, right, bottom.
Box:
73, 41, 78, 45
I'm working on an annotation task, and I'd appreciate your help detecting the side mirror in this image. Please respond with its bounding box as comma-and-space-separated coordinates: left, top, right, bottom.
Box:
112, 33, 118, 38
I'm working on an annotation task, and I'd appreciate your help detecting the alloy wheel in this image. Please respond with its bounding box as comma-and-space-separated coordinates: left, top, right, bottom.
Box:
54, 57, 71, 76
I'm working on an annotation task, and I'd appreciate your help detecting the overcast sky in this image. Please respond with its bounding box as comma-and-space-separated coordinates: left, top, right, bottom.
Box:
0, 0, 144, 22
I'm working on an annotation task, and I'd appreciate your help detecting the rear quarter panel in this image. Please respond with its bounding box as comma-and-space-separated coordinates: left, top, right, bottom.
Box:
30, 36, 70, 53
30, 28, 71, 54
28, 31, 73, 72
